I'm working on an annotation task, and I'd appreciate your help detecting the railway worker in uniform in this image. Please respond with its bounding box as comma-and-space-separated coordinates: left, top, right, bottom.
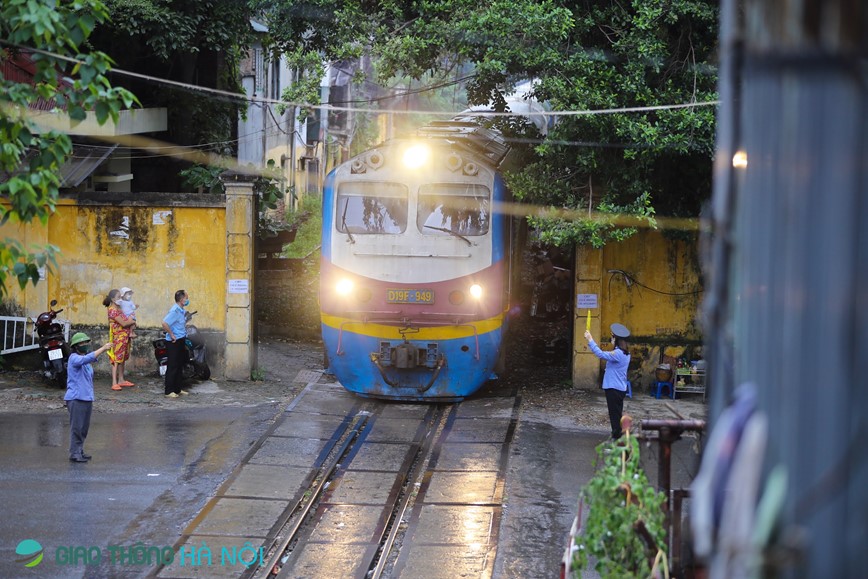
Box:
65, 332, 112, 462
584, 323, 631, 439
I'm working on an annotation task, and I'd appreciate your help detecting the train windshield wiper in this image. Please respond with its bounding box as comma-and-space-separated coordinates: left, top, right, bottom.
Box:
340, 199, 355, 244
424, 225, 472, 246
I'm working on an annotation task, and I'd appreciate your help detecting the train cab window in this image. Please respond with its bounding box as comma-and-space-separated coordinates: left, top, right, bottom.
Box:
417, 183, 490, 236
336, 182, 408, 234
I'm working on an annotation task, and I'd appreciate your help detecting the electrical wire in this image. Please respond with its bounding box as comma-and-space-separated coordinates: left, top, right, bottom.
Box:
53, 115, 294, 160
106, 126, 289, 160
2, 40, 720, 118
608, 269, 703, 296
4, 41, 719, 163
328, 73, 477, 105
502, 135, 711, 151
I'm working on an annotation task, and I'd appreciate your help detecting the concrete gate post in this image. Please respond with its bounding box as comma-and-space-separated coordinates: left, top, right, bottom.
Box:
221, 171, 258, 381
572, 245, 604, 389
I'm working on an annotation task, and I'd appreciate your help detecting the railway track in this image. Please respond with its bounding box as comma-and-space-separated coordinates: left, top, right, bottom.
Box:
151, 377, 521, 579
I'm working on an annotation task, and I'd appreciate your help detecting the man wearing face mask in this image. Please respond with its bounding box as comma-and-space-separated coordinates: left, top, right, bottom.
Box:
65, 333, 112, 462
161, 289, 190, 398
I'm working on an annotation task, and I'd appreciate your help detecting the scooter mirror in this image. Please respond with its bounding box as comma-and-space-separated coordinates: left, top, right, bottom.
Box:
50, 300, 57, 307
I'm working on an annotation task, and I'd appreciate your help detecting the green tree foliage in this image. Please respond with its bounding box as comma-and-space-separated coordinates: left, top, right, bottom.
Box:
177, 159, 291, 238
91, 0, 257, 153
254, 0, 718, 246
0, 0, 138, 296
283, 194, 320, 259
526, 0, 717, 246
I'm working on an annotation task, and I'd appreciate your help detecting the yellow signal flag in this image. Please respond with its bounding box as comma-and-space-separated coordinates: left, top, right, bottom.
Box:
586, 309, 591, 331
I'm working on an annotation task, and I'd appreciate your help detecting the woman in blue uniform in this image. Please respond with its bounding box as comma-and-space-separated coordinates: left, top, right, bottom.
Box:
584, 323, 631, 439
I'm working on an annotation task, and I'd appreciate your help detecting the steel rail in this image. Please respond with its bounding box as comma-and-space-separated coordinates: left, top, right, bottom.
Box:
252, 412, 371, 578
368, 404, 455, 579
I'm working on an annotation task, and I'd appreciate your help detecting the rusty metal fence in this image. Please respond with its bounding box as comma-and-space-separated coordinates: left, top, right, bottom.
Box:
0, 315, 70, 356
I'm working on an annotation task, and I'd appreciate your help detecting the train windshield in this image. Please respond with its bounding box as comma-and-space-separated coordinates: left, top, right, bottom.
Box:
417, 183, 490, 236
336, 182, 408, 234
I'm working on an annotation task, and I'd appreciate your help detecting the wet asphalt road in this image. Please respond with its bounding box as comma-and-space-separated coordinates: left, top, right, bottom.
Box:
0, 405, 280, 579
495, 421, 600, 578
0, 401, 700, 578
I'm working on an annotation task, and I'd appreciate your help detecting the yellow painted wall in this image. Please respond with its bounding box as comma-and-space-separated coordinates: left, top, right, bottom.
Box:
1, 195, 227, 373
573, 229, 704, 390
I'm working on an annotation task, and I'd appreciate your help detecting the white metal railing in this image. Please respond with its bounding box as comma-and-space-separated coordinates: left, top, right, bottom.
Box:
0, 315, 71, 355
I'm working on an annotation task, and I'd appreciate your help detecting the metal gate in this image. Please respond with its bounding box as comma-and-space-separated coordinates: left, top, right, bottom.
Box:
0, 316, 70, 355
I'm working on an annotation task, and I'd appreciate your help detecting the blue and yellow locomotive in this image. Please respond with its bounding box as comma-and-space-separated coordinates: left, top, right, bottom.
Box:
320, 119, 519, 401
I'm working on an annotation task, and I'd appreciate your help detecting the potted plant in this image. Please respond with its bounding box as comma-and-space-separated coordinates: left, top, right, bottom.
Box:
254, 160, 297, 252
257, 214, 297, 254
179, 164, 226, 194
571, 419, 669, 577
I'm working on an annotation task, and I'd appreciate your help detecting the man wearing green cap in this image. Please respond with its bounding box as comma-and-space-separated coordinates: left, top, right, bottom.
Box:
64, 332, 111, 463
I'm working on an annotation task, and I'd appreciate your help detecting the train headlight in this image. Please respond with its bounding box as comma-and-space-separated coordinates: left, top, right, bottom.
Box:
336, 279, 354, 296
469, 284, 483, 299
403, 144, 429, 169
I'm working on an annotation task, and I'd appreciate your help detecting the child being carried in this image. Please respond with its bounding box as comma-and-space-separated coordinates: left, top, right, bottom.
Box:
119, 287, 138, 338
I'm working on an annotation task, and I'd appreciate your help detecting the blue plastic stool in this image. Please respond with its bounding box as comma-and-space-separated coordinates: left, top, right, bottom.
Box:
652, 381, 675, 399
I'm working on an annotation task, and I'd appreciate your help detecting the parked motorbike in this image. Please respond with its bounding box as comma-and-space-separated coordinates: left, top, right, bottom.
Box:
152, 311, 211, 381
33, 299, 69, 386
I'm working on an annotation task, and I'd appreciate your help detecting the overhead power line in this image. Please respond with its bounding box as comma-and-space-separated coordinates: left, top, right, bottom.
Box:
2, 41, 720, 118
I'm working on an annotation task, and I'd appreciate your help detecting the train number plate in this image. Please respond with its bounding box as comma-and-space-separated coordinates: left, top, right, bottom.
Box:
387, 289, 434, 304
48, 348, 63, 361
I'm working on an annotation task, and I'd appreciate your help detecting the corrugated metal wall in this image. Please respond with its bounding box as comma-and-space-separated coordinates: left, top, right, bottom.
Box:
706, 0, 868, 575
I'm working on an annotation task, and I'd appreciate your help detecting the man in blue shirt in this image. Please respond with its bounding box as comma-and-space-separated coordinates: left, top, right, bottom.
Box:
65, 332, 112, 462
161, 289, 189, 398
